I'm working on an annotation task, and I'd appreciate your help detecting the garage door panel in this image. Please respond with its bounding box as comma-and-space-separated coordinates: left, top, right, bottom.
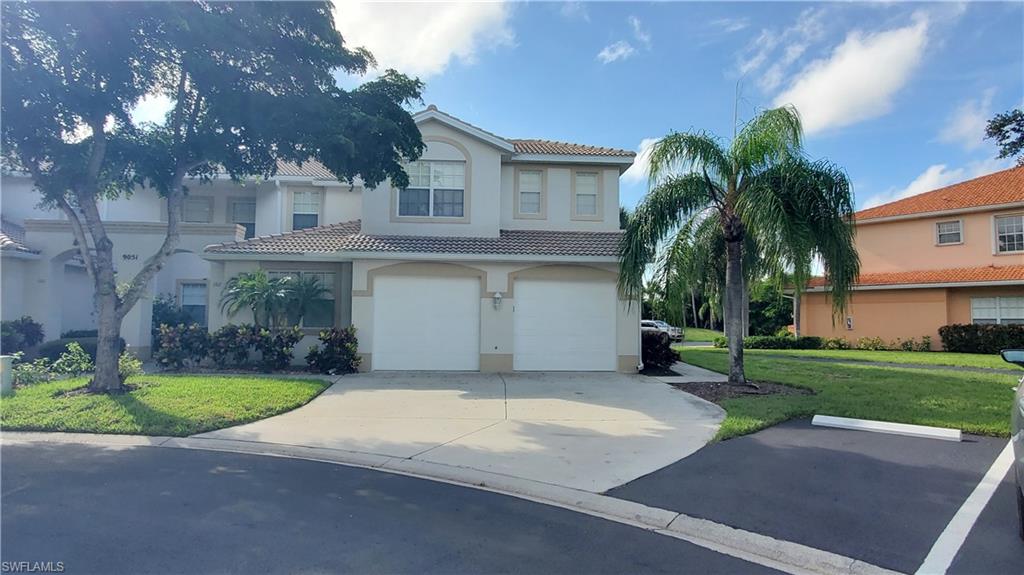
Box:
513, 279, 616, 371
373, 276, 480, 371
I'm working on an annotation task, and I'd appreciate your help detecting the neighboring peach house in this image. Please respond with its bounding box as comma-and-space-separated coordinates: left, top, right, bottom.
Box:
801, 166, 1024, 349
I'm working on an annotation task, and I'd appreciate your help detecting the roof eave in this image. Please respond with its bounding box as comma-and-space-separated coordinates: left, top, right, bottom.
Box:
806, 278, 1024, 292
414, 109, 516, 153
508, 154, 635, 171
202, 250, 619, 264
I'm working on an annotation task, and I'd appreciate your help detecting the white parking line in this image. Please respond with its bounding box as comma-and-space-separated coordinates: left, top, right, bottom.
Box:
915, 442, 1014, 575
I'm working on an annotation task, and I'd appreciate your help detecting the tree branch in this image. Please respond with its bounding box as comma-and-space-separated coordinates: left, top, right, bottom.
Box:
55, 195, 97, 281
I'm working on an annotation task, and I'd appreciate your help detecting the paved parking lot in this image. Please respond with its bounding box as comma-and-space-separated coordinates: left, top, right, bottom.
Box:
609, 419, 1023, 574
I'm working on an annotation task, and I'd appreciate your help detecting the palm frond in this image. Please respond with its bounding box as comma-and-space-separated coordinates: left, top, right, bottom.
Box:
731, 105, 802, 181
646, 132, 731, 187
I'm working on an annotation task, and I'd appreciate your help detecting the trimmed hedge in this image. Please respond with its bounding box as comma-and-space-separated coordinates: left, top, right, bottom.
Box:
712, 335, 822, 350
642, 330, 678, 368
36, 337, 125, 362
939, 324, 1024, 354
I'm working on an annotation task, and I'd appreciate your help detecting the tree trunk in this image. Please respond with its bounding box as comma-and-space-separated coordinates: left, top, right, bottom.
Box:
88, 233, 122, 392
724, 238, 746, 385
793, 289, 802, 337
690, 290, 699, 332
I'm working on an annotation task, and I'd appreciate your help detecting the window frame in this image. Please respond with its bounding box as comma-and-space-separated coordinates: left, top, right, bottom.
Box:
934, 219, 963, 246
181, 196, 214, 224
291, 189, 322, 231
514, 167, 547, 220
570, 168, 603, 221
971, 296, 1024, 325
228, 197, 257, 239
177, 280, 209, 327
266, 269, 338, 331
993, 213, 1024, 255
396, 160, 467, 220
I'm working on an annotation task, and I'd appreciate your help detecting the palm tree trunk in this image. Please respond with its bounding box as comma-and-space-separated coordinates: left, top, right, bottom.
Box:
690, 290, 699, 331
793, 289, 802, 337
725, 239, 746, 385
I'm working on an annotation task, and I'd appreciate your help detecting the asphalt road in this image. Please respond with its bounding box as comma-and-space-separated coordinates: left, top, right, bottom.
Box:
609, 419, 1020, 574
1, 443, 778, 575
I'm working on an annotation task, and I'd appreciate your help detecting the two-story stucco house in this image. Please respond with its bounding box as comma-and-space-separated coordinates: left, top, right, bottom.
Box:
1, 107, 641, 372
801, 166, 1024, 347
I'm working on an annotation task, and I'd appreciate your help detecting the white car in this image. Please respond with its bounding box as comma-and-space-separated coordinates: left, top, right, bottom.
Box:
641, 320, 684, 341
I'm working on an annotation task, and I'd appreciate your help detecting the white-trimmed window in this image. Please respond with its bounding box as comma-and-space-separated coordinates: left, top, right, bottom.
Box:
518, 170, 542, 215
179, 282, 208, 326
971, 296, 1024, 325
269, 270, 336, 328
182, 197, 213, 223
574, 171, 599, 216
399, 160, 465, 218
995, 214, 1024, 253
292, 190, 321, 230
935, 220, 961, 245
230, 199, 257, 239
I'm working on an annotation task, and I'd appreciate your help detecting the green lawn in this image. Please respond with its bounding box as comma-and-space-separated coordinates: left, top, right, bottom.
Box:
0, 374, 329, 436
680, 348, 1017, 441
683, 327, 724, 342
742, 348, 1011, 370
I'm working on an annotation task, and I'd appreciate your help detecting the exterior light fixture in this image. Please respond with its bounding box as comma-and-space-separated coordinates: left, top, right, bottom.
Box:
492, 291, 503, 310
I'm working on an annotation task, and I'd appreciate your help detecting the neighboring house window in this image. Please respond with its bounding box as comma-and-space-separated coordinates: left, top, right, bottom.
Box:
292, 190, 321, 230
268, 270, 336, 328
935, 220, 961, 245
574, 171, 599, 217
230, 199, 257, 239
995, 214, 1024, 253
179, 282, 208, 327
182, 197, 212, 223
518, 170, 542, 215
399, 160, 465, 218
971, 296, 1024, 325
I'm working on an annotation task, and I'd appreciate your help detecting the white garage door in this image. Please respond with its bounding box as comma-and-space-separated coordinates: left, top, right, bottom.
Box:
513, 279, 617, 371
372, 276, 480, 371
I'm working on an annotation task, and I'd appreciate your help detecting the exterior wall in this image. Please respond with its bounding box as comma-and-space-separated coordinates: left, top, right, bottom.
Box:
856, 209, 1024, 274
801, 285, 1024, 349
281, 183, 363, 232
60, 264, 96, 332
500, 164, 622, 232
349, 259, 639, 372
360, 119, 504, 237
1, 257, 28, 322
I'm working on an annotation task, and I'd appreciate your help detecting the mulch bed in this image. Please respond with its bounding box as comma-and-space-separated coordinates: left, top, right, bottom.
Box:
669, 380, 814, 404
639, 365, 683, 377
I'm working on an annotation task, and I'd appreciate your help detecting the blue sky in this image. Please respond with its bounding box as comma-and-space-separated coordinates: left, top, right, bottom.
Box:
330, 1, 1023, 212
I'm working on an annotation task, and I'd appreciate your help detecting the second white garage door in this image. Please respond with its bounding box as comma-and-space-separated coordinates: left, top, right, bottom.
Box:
513, 278, 617, 371
372, 276, 480, 371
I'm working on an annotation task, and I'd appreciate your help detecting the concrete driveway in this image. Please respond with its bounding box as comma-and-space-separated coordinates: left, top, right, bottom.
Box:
197, 372, 724, 492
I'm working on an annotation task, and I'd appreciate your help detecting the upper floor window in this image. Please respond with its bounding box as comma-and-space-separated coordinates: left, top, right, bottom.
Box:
230, 199, 256, 239
995, 214, 1023, 253
292, 190, 321, 230
268, 270, 336, 328
399, 160, 465, 218
935, 220, 962, 245
573, 171, 600, 218
517, 169, 543, 216
972, 296, 1024, 325
182, 197, 213, 223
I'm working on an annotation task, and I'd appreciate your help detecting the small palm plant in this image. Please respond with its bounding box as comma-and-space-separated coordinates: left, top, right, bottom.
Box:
219, 270, 293, 329
285, 274, 331, 326
621, 106, 859, 385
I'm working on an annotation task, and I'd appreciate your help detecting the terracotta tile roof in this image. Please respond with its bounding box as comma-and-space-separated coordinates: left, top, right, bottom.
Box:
855, 166, 1024, 221
807, 264, 1024, 288
510, 139, 636, 158
274, 159, 337, 179
0, 220, 37, 254
205, 220, 622, 258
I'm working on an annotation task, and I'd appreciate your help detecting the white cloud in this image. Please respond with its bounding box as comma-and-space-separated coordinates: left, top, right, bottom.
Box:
331, 1, 514, 78
737, 8, 825, 88
938, 88, 995, 151
559, 1, 589, 22
709, 17, 750, 33
861, 157, 1012, 209
773, 15, 929, 135
131, 94, 173, 125
597, 40, 636, 64
629, 15, 652, 49
621, 138, 660, 184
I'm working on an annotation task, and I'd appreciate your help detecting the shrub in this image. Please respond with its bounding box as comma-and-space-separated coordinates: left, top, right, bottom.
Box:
254, 326, 303, 372
306, 327, 361, 375
209, 324, 257, 368
36, 337, 125, 363
154, 323, 209, 370
938, 324, 1024, 354
712, 336, 727, 348
642, 330, 678, 368
743, 335, 822, 350
11, 353, 54, 387
856, 336, 888, 351
822, 337, 850, 350
61, 329, 98, 338
52, 342, 94, 376
917, 335, 932, 352
1, 316, 45, 354
118, 350, 144, 381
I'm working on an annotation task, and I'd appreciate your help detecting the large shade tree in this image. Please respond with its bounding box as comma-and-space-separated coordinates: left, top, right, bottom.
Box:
620, 106, 859, 385
2, 1, 425, 392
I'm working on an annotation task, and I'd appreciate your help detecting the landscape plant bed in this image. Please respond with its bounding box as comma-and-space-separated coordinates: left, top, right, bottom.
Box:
670, 380, 813, 404
0, 374, 329, 436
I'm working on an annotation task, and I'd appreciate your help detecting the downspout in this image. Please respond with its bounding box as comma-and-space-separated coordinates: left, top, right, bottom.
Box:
636, 299, 644, 372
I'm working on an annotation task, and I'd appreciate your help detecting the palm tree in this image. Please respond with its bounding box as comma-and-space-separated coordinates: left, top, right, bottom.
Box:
285, 274, 331, 326
219, 270, 293, 329
620, 106, 859, 385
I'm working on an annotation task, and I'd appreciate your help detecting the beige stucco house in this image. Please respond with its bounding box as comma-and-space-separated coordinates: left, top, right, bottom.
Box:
801, 166, 1024, 348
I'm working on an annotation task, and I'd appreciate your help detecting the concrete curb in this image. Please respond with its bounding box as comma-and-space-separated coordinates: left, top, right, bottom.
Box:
2, 431, 900, 575
811, 415, 962, 442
